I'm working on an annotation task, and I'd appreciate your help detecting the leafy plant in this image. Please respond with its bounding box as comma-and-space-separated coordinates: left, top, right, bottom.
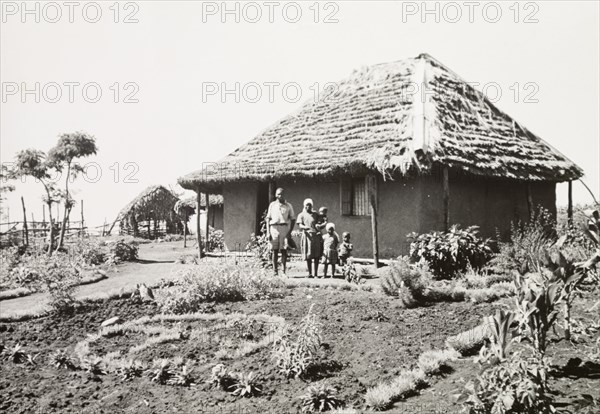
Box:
342, 262, 362, 284
108, 239, 138, 263
82, 356, 106, 375
273, 304, 322, 378
572, 394, 600, 414
408, 225, 492, 279
299, 382, 342, 412
578, 208, 600, 270
147, 359, 171, 384
205, 227, 225, 252
230, 371, 262, 397
40, 253, 82, 314
208, 363, 234, 390
245, 211, 273, 268
117, 359, 145, 381
75, 239, 107, 266
380, 258, 432, 307
4, 344, 27, 364
513, 273, 561, 358
50, 349, 76, 370
476, 310, 516, 365
488, 208, 556, 278
458, 356, 554, 414
167, 364, 195, 387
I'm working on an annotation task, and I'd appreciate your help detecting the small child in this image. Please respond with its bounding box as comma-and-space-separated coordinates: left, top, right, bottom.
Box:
338, 232, 353, 266
322, 222, 339, 278
316, 207, 328, 231
316, 207, 328, 263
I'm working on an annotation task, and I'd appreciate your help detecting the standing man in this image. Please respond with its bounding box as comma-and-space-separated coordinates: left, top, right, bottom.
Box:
266, 187, 296, 276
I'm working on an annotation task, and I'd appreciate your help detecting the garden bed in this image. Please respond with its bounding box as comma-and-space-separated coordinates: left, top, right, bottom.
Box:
0, 287, 504, 413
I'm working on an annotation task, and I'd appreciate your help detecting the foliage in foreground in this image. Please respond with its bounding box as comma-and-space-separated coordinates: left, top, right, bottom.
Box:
458, 357, 554, 414
299, 382, 342, 412
408, 225, 492, 279
380, 257, 431, 306
108, 239, 139, 263
272, 304, 322, 379
156, 262, 284, 313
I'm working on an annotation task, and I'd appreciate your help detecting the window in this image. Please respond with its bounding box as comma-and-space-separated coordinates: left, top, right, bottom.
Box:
341, 177, 370, 216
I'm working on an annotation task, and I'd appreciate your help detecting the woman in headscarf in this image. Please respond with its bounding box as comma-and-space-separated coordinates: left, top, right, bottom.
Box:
296, 198, 321, 278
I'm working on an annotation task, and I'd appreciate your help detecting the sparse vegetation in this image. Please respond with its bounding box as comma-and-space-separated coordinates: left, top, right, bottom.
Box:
156, 262, 284, 314
272, 304, 322, 379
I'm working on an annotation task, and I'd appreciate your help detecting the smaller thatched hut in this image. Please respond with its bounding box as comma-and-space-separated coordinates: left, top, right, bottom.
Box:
117, 185, 180, 239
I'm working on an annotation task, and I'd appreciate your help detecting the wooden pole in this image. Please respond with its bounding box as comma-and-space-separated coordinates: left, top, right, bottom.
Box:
366, 174, 379, 269
102, 218, 107, 237
42, 204, 46, 227
21, 196, 29, 246
567, 180, 573, 227
268, 181, 274, 205
204, 193, 210, 252
197, 189, 204, 258
442, 167, 450, 232
183, 210, 188, 248
80, 199, 85, 237
526, 183, 534, 220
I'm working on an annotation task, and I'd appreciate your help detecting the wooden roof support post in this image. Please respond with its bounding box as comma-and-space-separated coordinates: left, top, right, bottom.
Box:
204, 193, 210, 253
197, 189, 204, 259
268, 181, 274, 205
567, 180, 573, 227
526, 183, 533, 220
367, 174, 379, 269
442, 167, 450, 232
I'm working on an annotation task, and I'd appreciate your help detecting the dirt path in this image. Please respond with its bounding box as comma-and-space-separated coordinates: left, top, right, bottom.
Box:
0, 241, 379, 318
0, 242, 190, 318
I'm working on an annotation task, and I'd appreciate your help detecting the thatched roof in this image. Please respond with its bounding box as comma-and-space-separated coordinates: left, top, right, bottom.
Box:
118, 185, 180, 223
174, 194, 224, 216
179, 53, 582, 192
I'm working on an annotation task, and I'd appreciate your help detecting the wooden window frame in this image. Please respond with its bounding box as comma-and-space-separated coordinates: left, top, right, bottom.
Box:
340, 177, 370, 217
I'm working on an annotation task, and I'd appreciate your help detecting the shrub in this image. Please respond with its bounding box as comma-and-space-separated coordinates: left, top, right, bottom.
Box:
272, 304, 322, 379
365, 368, 426, 410
156, 262, 284, 314
417, 348, 460, 375
146, 359, 172, 384
299, 382, 342, 412
380, 257, 432, 306
205, 227, 225, 252
230, 371, 262, 397
167, 364, 195, 387
458, 357, 554, 413
487, 208, 556, 277
75, 240, 107, 266
109, 239, 138, 263
445, 324, 489, 356
408, 225, 492, 279
209, 363, 234, 390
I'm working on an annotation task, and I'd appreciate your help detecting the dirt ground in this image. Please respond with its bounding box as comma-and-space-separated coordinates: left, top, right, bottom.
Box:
1, 286, 508, 414
1, 240, 598, 413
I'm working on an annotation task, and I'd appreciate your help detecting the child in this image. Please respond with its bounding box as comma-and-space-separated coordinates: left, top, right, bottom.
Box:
316, 207, 328, 231
316, 207, 328, 263
322, 222, 339, 278
338, 232, 353, 266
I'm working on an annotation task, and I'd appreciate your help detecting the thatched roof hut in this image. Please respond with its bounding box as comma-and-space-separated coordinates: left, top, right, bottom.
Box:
179, 54, 581, 193
118, 185, 181, 239
178, 54, 583, 258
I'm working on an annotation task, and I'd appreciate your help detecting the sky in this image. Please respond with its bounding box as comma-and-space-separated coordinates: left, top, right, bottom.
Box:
1, 0, 599, 229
